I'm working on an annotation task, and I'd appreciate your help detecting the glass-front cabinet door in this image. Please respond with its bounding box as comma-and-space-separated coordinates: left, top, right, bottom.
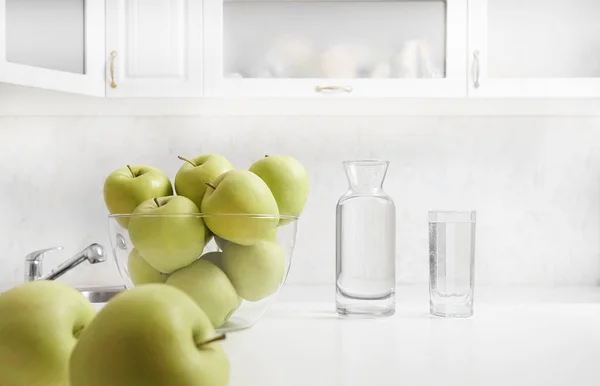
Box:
0, 0, 105, 96
469, 0, 600, 98
204, 0, 467, 97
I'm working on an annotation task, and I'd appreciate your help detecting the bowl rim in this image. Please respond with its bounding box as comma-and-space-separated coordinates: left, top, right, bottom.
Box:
109, 213, 299, 221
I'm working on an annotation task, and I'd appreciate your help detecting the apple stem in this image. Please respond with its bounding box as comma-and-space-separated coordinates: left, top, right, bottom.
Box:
178, 156, 196, 167
198, 334, 226, 346
206, 182, 216, 190
127, 165, 136, 177
153, 197, 160, 207
73, 324, 85, 339
264, 155, 269, 158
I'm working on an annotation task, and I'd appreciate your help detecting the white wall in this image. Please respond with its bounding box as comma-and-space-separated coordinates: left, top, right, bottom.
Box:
1, 114, 599, 289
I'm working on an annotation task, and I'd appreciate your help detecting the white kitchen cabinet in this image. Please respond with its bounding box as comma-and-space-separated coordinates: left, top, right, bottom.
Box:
0, 0, 105, 96
2, 0, 599, 101
204, 0, 467, 97
469, 0, 600, 98
105, 0, 203, 97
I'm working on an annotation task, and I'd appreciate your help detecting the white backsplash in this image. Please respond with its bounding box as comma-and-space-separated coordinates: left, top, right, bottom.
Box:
1, 115, 599, 288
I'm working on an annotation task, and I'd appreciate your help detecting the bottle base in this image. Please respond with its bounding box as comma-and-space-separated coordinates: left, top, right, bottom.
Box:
336, 305, 395, 318
430, 302, 473, 318
336, 290, 395, 318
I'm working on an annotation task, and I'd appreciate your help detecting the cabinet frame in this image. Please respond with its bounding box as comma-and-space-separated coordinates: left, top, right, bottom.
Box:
203, 0, 468, 98
0, 0, 105, 97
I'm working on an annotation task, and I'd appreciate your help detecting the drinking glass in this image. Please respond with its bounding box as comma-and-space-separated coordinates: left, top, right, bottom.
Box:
429, 211, 476, 318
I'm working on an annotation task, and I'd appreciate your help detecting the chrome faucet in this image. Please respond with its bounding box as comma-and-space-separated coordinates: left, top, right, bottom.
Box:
25, 243, 107, 282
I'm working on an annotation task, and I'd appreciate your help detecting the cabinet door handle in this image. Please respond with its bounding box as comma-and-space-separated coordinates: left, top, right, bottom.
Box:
472, 50, 481, 89
315, 85, 353, 93
110, 51, 118, 89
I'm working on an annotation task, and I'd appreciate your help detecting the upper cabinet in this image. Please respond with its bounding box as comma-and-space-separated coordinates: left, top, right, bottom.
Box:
469, 0, 600, 98
1, 0, 599, 100
204, 0, 468, 97
0, 0, 105, 96
105, 0, 203, 97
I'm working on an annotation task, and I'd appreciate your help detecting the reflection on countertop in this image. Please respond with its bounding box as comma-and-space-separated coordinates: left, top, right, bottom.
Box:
223, 285, 600, 386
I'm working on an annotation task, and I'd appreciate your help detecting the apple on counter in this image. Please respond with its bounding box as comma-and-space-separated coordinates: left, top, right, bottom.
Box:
166, 259, 241, 328
0, 152, 309, 386
0, 281, 95, 386
175, 154, 233, 209
249, 155, 309, 221
103, 165, 173, 228
70, 284, 229, 386
128, 195, 206, 274
201, 169, 280, 246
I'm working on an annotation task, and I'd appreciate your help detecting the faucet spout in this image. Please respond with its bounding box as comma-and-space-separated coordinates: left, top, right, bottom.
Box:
35, 243, 107, 281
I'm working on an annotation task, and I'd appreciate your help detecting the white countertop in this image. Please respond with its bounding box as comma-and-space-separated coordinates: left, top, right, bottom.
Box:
223, 286, 600, 386
4, 283, 599, 385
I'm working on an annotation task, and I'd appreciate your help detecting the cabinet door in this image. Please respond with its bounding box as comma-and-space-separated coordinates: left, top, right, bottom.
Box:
204, 0, 467, 97
469, 0, 600, 98
0, 0, 105, 96
106, 0, 203, 97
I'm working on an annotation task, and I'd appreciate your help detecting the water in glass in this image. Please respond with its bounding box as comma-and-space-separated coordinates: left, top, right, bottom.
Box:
429, 211, 476, 318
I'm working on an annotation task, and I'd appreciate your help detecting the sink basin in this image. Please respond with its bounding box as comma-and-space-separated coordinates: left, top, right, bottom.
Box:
78, 286, 126, 303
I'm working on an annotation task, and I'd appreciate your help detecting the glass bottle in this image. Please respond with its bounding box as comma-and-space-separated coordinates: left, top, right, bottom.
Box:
336, 160, 396, 317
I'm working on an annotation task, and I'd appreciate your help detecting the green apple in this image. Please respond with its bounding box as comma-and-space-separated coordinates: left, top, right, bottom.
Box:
166, 259, 240, 328
197, 252, 244, 309
249, 155, 309, 220
175, 155, 233, 209
201, 170, 279, 245
70, 284, 229, 386
221, 239, 287, 301
103, 165, 173, 228
127, 249, 169, 285
128, 196, 205, 274
0, 281, 95, 386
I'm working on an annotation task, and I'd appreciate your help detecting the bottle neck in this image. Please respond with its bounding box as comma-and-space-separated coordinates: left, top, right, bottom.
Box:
348, 184, 384, 195
344, 160, 389, 194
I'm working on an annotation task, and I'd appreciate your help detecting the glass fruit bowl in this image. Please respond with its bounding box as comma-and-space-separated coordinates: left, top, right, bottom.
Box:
108, 213, 298, 332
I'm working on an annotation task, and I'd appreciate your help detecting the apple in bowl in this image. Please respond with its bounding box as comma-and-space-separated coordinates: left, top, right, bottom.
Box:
104, 154, 307, 332
111, 212, 298, 332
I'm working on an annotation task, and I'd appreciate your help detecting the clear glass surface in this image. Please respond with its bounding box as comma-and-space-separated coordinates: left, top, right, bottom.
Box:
109, 214, 298, 333
429, 211, 476, 318
6, 0, 85, 74
224, 0, 446, 79
336, 160, 396, 317
488, 0, 600, 78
